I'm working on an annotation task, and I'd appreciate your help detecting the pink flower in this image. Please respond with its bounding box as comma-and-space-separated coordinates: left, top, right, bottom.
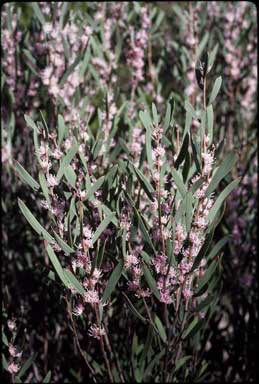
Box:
72, 303, 84, 316
7, 361, 20, 374
160, 290, 173, 304
84, 290, 100, 304
88, 324, 105, 339
7, 319, 16, 331
125, 254, 138, 269
47, 174, 58, 187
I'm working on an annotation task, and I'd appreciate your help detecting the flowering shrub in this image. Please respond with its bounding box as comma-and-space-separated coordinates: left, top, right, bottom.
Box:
1, 2, 257, 382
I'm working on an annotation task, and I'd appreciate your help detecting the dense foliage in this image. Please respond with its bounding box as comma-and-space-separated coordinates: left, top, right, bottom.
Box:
1, 2, 257, 383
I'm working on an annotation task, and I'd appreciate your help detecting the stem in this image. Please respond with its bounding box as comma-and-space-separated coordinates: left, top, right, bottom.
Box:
65, 297, 96, 380
94, 305, 114, 382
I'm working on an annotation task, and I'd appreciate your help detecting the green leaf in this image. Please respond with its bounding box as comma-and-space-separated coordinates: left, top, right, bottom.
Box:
207, 179, 240, 223
2, 331, 8, 347
163, 101, 171, 132
24, 114, 38, 131
196, 260, 218, 294
182, 317, 199, 339
208, 76, 222, 105
58, 115, 67, 145
185, 191, 193, 233
175, 356, 192, 373
31, 3, 45, 24
196, 33, 209, 60
172, 168, 186, 198
154, 315, 167, 343
174, 133, 189, 169
64, 164, 77, 188
205, 152, 238, 197
143, 264, 160, 300
92, 213, 115, 245
46, 244, 69, 288
190, 230, 215, 273
2, 353, 8, 370
39, 171, 50, 205
195, 294, 214, 311
57, 142, 78, 182
129, 161, 155, 201
207, 44, 219, 73
139, 110, 152, 133
152, 103, 159, 126
17, 354, 36, 379
207, 105, 214, 145
18, 199, 54, 243
63, 269, 85, 296
184, 100, 197, 120
53, 231, 74, 254
86, 176, 105, 201
15, 161, 40, 191
190, 135, 201, 173
43, 371, 51, 383
122, 293, 147, 323
207, 236, 229, 261
102, 260, 123, 303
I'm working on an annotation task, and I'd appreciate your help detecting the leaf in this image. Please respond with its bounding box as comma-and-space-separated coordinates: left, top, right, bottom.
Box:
174, 133, 189, 169
39, 171, 51, 205
152, 103, 159, 126
154, 315, 167, 343
190, 135, 201, 173
92, 213, 115, 245
196, 260, 218, 295
174, 356, 192, 373
17, 354, 36, 379
43, 371, 51, 383
195, 294, 214, 311
58, 115, 67, 145
207, 43, 219, 73
190, 230, 215, 273
18, 199, 54, 243
184, 100, 197, 120
171, 168, 186, 198
64, 164, 77, 188
143, 264, 160, 300
86, 176, 105, 200
15, 161, 40, 191
57, 142, 78, 181
46, 244, 69, 288
53, 231, 74, 254
24, 114, 38, 131
208, 76, 222, 105
122, 293, 147, 323
129, 161, 155, 201
145, 129, 153, 171
2, 331, 8, 347
163, 101, 171, 132
185, 191, 193, 233
207, 105, 214, 145
102, 260, 123, 303
31, 3, 45, 24
207, 236, 229, 261
196, 33, 209, 60
139, 109, 152, 132
207, 179, 240, 223
63, 269, 85, 296
205, 152, 238, 197
182, 317, 199, 339
144, 350, 164, 379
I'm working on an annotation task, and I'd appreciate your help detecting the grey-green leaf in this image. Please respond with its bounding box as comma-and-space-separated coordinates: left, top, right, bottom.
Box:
15, 161, 40, 191
102, 260, 123, 303
205, 152, 238, 197
18, 199, 54, 243
209, 76, 222, 105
